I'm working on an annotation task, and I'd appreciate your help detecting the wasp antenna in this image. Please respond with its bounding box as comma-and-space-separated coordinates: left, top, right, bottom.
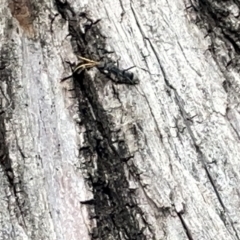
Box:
78, 56, 99, 64
73, 64, 85, 73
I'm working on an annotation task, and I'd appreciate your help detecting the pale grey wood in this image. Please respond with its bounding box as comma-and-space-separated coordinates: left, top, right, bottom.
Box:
0, 0, 240, 239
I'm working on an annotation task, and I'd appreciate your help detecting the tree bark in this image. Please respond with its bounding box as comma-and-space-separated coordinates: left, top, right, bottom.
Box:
1, 0, 240, 239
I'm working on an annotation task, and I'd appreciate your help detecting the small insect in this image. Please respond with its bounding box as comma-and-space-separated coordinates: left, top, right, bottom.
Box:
97, 61, 139, 84
61, 56, 139, 85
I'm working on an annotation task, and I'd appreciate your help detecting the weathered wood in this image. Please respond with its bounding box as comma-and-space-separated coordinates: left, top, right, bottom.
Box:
1, 0, 240, 239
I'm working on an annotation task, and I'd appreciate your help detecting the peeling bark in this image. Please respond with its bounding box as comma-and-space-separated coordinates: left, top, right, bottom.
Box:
1, 0, 240, 239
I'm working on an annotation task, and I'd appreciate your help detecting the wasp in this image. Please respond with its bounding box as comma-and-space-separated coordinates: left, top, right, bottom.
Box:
97, 60, 139, 84
61, 56, 139, 85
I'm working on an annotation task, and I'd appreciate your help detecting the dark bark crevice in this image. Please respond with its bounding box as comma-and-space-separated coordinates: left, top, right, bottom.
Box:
55, 1, 152, 239
72, 41, 148, 240
191, 0, 240, 93
177, 213, 194, 240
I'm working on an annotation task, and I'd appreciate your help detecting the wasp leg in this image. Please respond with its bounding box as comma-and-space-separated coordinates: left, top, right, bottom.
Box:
60, 60, 75, 82
61, 74, 73, 82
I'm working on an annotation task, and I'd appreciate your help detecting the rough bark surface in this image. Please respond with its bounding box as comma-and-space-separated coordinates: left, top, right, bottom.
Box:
1, 0, 240, 239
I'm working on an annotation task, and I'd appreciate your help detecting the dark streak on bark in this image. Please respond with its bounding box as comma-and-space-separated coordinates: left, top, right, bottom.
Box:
177, 212, 194, 240
0, 43, 28, 236
188, 2, 240, 239
76, 74, 146, 239
55, 1, 151, 239
191, 0, 240, 96
119, 0, 126, 21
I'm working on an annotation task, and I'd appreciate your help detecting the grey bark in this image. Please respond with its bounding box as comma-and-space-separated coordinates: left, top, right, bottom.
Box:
1, 0, 240, 239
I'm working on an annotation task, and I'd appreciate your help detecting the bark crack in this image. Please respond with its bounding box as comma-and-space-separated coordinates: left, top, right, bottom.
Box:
177, 212, 194, 240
